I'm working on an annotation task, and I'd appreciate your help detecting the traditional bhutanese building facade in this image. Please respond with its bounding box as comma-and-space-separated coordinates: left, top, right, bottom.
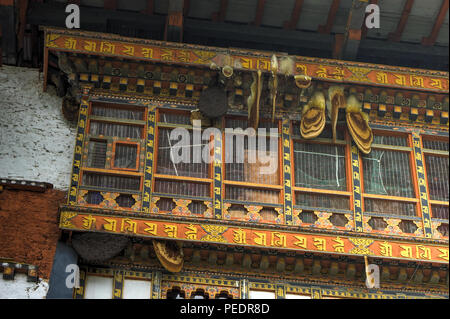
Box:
0, 15, 449, 299
35, 26, 448, 300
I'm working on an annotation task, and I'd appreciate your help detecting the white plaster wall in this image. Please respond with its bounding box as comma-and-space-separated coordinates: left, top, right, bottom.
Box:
0, 65, 77, 190
0, 274, 49, 299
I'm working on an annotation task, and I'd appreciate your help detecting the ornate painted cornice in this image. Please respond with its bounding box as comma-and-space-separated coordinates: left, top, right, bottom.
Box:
43, 27, 449, 94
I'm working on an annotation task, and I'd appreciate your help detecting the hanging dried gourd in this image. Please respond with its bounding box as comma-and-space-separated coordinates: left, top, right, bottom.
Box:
346, 94, 373, 154
248, 70, 262, 129
327, 86, 346, 142
270, 55, 279, 122
300, 90, 326, 139
153, 240, 184, 273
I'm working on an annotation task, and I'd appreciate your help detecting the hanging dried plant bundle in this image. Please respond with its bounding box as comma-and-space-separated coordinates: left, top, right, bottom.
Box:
153, 240, 184, 273
346, 94, 373, 154
327, 86, 346, 142
270, 54, 279, 122
300, 90, 326, 139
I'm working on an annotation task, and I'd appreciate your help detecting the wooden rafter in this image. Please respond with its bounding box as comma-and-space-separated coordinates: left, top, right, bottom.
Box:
17, 0, 28, 53
104, 0, 117, 10
212, 0, 228, 22
388, 0, 414, 42
164, 0, 184, 42
183, 0, 190, 16
361, 0, 378, 38
335, 0, 367, 59
422, 0, 449, 46
142, 0, 154, 15
253, 0, 266, 26
318, 0, 341, 34
284, 0, 304, 30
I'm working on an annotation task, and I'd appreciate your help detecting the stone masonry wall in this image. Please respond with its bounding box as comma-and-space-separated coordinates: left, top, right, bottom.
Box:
0, 65, 77, 190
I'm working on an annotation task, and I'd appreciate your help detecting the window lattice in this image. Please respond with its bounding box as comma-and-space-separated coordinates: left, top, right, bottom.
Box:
362, 150, 414, 198
293, 142, 347, 191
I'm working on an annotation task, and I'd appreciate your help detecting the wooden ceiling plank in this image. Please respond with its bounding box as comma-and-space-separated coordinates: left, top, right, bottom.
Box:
284, 0, 304, 30
389, 0, 414, 42
318, 0, 341, 34
422, 0, 449, 46
253, 0, 266, 26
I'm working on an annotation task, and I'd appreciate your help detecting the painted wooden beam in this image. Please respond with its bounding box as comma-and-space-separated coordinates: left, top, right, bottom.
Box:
284, 0, 304, 30
212, 0, 228, 22
318, 0, 341, 34
422, 0, 449, 46
253, 0, 266, 26
388, 0, 414, 42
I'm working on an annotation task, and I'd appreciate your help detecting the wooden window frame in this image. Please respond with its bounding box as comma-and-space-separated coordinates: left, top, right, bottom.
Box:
421, 134, 449, 221
360, 130, 420, 220
153, 109, 213, 199
111, 140, 141, 172
79, 101, 146, 195
291, 122, 352, 215
222, 115, 283, 205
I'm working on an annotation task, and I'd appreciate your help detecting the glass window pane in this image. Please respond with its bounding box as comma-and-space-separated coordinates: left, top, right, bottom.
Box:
293, 142, 346, 191
225, 186, 280, 204
89, 121, 142, 139
114, 144, 138, 169
84, 276, 113, 299
91, 104, 144, 121
87, 140, 107, 168
122, 279, 151, 299
225, 135, 279, 185
425, 155, 449, 202
364, 198, 417, 217
362, 150, 414, 198
295, 192, 349, 210
157, 128, 209, 178
373, 135, 408, 146
422, 139, 449, 151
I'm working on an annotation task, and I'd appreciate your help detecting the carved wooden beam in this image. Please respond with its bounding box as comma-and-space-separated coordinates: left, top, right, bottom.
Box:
422, 0, 449, 46
318, 0, 341, 34
283, 0, 304, 30
388, 0, 414, 42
